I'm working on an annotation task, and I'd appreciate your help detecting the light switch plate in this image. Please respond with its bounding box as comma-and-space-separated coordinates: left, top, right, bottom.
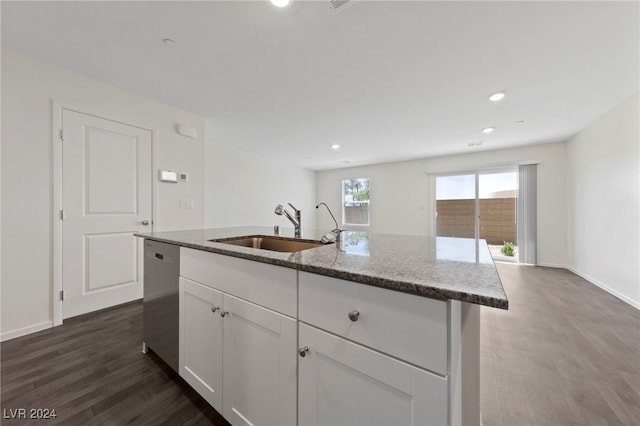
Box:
179, 173, 189, 182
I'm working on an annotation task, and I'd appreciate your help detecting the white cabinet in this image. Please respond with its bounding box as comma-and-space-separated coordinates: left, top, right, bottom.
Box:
179, 247, 461, 426
299, 271, 448, 375
179, 277, 223, 412
180, 248, 297, 317
298, 324, 448, 426
223, 294, 297, 426
179, 249, 297, 426
298, 272, 453, 426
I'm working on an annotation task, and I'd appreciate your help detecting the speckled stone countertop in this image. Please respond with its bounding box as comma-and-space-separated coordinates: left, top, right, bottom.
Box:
136, 227, 508, 310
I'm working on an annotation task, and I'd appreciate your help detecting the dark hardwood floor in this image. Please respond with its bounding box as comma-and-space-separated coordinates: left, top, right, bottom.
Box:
2, 264, 639, 425
0, 301, 229, 425
482, 263, 640, 426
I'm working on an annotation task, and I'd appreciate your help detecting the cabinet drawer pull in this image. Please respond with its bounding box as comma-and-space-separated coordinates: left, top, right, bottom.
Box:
348, 310, 360, 322
211, 306, 219, 313
220, 310, 229, 318
298, 346, 309, 357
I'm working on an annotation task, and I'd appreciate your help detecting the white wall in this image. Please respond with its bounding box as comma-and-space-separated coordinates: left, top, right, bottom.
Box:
316, 142, 568, 267
567, 91, 640, 308
1, 49, 206, 339
205, 121, 316, 231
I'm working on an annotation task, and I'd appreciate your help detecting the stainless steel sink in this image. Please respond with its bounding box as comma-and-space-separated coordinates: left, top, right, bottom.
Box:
210, 235, 327, 253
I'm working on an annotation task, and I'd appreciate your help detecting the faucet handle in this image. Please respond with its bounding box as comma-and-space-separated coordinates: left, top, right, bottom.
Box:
288, 202, 299, 212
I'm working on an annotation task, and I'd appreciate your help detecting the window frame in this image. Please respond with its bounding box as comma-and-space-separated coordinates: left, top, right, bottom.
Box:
341, 177, 370, 227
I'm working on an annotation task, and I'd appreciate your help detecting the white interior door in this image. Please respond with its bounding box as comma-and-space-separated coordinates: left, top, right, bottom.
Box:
62, 109, 152, 319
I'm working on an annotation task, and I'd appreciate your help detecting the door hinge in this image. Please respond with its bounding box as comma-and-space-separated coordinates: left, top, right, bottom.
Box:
59, 210, 65, 221
59, 129, 64, 141
60, 290, 65, 301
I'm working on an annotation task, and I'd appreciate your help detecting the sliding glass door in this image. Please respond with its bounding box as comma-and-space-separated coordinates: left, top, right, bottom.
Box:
434, 170, 520, 262
435, 174, 477, 240
479, 172, 518, 259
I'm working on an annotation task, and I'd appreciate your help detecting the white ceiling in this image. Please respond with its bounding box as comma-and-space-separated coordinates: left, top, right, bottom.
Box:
2, 1, 638, 170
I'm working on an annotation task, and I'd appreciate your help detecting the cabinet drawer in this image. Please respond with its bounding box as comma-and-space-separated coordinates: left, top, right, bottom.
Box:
299, 272, 448, 375
180, 248, 297, 318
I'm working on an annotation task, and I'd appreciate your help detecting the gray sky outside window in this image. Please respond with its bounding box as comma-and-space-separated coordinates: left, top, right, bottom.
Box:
436, 172, 517, 200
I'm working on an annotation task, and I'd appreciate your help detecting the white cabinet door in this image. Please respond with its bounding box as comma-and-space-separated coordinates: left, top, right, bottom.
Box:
179, 277, 223, 412
299, 323, 448, 426
223, 294, 297, 426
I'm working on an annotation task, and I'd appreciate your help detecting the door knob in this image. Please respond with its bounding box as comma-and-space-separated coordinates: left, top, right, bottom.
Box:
298, 346, 309, 357
211, 306, 219, 313
141, 220, 151, 226
348, 310, 360, 322
220, 310, 229, 318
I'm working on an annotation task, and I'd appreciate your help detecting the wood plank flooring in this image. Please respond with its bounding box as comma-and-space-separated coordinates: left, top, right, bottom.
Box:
482, 263, 640, 426
1, 264, 639, 425
0, 301, 229, 425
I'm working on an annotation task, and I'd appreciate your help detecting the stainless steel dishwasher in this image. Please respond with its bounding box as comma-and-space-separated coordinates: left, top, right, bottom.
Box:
143, 239, 180, 372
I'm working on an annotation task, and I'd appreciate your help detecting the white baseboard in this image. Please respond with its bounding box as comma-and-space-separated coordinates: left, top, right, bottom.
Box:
510, 263, 639, 311
536, 262, 570, 269
567, 267, 640, 311
1, 321, 52, 342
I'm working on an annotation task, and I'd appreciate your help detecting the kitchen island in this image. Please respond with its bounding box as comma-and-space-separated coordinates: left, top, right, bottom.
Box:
137, 226, 508, 426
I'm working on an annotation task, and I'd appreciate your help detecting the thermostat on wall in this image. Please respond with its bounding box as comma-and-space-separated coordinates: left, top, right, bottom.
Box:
159, 170, 178, 183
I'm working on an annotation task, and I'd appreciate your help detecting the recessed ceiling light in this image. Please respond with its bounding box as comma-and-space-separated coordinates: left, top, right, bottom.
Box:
270, 0, 291, 7
482, 127, 495, 134
489, 92, 505, 102
162, 38, 177, 47
331, 144, 340, 150
516, 120, 525, 125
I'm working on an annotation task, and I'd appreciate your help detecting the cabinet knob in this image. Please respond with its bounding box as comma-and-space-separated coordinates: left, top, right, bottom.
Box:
348, 310, 360, 322
298, 346, 310, 357
220, 310, 229, 318
211, 306, 219, 313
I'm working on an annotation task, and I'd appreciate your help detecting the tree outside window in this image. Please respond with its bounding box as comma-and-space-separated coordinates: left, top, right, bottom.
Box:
342, 178, 370, 226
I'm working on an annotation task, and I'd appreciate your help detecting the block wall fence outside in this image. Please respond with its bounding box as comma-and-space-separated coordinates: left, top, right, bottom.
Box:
436, 198, 517, 245
344, 205, 370, 225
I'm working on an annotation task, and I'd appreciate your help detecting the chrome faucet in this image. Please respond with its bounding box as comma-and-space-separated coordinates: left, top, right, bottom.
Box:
275, 203, 302, 237
316, 202, 342, 243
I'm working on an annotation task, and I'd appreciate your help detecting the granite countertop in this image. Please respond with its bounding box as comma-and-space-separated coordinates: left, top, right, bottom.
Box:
136, 226, 508, 310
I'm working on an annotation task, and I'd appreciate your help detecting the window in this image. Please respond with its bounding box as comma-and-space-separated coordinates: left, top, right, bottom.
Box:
342, 178, 370, 226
